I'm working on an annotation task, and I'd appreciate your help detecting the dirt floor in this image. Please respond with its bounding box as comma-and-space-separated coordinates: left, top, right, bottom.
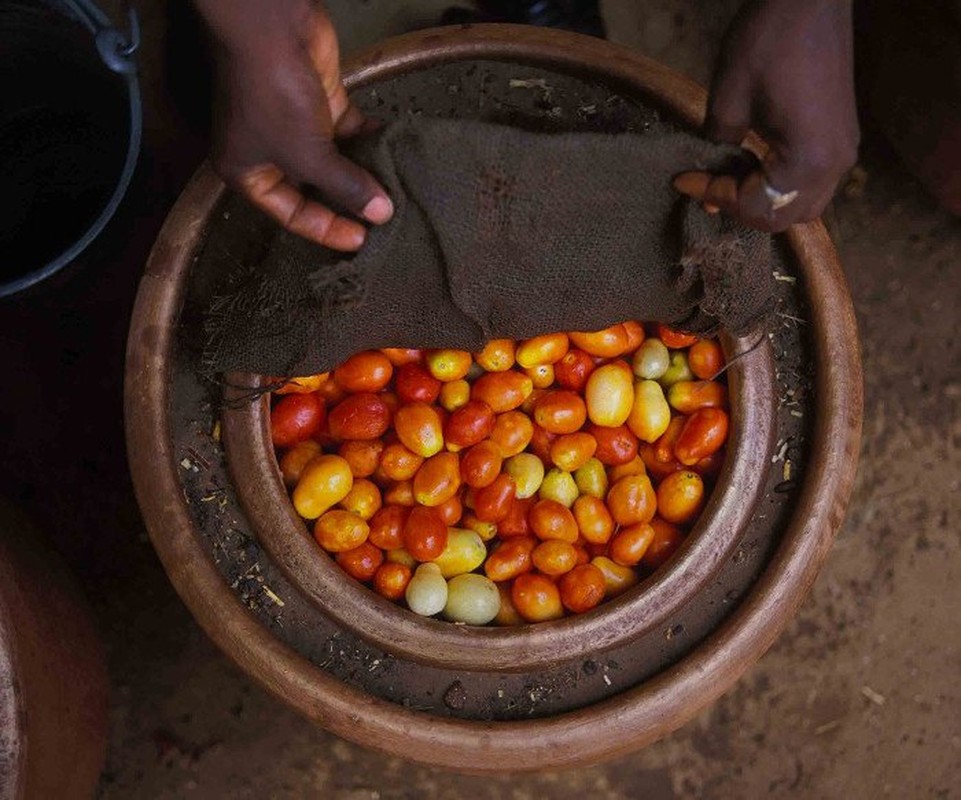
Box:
2, 1, 959, 797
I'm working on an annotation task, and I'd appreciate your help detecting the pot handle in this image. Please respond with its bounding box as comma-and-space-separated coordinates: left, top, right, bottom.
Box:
60, 0, 140, 74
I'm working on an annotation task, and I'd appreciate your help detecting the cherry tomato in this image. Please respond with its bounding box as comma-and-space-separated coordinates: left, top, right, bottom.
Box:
444, 400, 496, 447
585, 362, 634, 427
395, 363, 442, 404
425, 349, 472, 382
532, 540, 578, 576
606, 474, 657, 525
688, 339, 725, 379
572, 495, 615, 544
491, 411, 534, 457
534, 390, 587, 434
558, 564, 606, 613
279, 440, 322, 488
588, 423, 639, 466
525, 363, 555, 389
403, 506, 448, 561
655, 323, 699, 349
609, 522, 656, 566
313, 510, 370, 552
553, 348, 596, 392
393, 402, 444, 457
292, 455, 353, 519
471, 371, 533, 412
549, 432, 597, 472
642, 518, 685, 568
473, 473, 517, 522
271, 392, 325, 448
569, 324, 631, 357
335, 541, 383, 582
380, 348, 423, 366
516, 333, 569, 368
373, 562, 412, 600
378, 441, 424, 481
413, 452, 462, 507
328, 393, 390, 441
338, 439, 384, 478
674, 408, 729, 466
484, 539, 533, 582
667, 381, 728, 414
656, 471, 705, 525
333, 350, 393, 392
511, 573, 564, 622
529, 499, 579, 543
368, 505, 410, 550
439, 379, 471, 411
459, 440, 504, 488
475, 339, 516, 372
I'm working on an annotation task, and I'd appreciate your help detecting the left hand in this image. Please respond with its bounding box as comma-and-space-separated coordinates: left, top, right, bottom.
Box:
674, 0, 860, 232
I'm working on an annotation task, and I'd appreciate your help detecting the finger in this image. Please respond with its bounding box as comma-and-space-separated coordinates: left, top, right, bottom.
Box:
282, 143, 394, 226
333, 99, 380, 139
705, 66, 752, 145
238, 164, 368, 251
673, 171, 740, 215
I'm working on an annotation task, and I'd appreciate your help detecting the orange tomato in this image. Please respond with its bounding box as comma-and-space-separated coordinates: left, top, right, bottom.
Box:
328, 393, 390, 441
373, 562, 412, 600
403, 506, 448, 561
569, 324, 631, 357
393, 402, 444, 457
511, 573, 564, 622
444, 399, 496, 447
590, 556, 639, 597
292, 455, 353, 519
279, 440, 322, 488
656, 471, 705, 524
335, 541, 383, 582
666, 381, 728, 414
383, 480, 415, 507
380, 348, 423, 366
490, 410, 534, 457
524, 363, 555, 389
412, 452, 462, 507
529, 499, 579, 543
494, 583, 525, 625
572, 495, 615, 544
484, 538, 534, 582
642, 518, 685, 568
425, 349, 473, 382
609, 522, 656, 566
368, 505, 409, 550
532, 540, 578, 576
435, 493, 464, 526
621, 321, 646, 351
516, 333, 569, 368
271, 392, 325, 448
338, 439, 384, 478
674, 408, 729, 466
527, 423, 557, 463
459, 441, 504, 488
439, 379, 471, 411
471, 371, 534, 412
274, 373, 329, 395
688, 339, 724, 379
549, 432, 597, 472
606, 455, 647, 483
475, 339, 516, 372
558, 564, 606, 613
334, 350, 393, 392
498, 496, 534, 537
378, 442, 424, 481
339, 478, 383, 520
655, 323, 699, 349
533, 390, 587, 434
606, 474, 657, 525
313, 510, 370, 552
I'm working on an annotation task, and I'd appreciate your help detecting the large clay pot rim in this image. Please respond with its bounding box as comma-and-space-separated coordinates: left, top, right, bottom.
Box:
125, 25, 862, 772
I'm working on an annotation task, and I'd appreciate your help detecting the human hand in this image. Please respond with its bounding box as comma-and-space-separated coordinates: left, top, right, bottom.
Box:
194, 0, 392, 250
674, 0, 859, 232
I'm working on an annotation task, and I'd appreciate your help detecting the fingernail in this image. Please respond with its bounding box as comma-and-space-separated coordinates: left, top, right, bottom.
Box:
362, 196, 394, 224
704, 203, 721, 215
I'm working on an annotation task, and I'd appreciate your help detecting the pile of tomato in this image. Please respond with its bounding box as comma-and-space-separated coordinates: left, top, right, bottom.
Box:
269, 322, 729, 626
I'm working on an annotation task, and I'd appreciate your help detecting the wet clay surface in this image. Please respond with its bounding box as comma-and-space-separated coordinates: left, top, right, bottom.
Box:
0, 0, 957, 797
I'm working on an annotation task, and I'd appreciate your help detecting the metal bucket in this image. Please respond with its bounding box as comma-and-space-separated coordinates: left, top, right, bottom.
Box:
0, 0, 141, 297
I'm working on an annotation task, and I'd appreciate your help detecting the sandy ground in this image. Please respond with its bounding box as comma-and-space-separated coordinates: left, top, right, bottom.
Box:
2, 0, 959, 797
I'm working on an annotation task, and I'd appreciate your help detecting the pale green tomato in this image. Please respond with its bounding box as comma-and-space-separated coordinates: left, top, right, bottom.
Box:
443, 573, 501, 625
632, 338, 670, 380
658, 350, 694, 387
574, 458, 609, 499
405, 563, 448, 616
504, 453, 545, 499
539, 467, 579, 507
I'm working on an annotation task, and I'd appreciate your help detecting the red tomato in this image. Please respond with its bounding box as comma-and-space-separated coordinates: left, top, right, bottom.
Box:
459, 440, 504, 488
588, 423, 638, 466
609, 522, 656, 566
641, 518, 685, 569
553, 348, 596, 392
655, 323, 699, 349
378, 442, 424, 481
395, 363, 442, 404
368, 505, 410, 550
270, 392, 325, 448
444, 400, 496, 447
529, 499, 579, 543
373, 562, 412, 600
484, 538, 533, 582
380, 348, 423, 366
490, 411, 534, 457
498, 496, 534, 537
333, 350, 393, 392
327, 393, 390, 441
527, 423, 557, 463
674, 408, 729, 466
473, 473, 517, 522
688, 339, 724, 379
335, 541, 383, 582
403, 506, 448, 561
558, 564, 606, 613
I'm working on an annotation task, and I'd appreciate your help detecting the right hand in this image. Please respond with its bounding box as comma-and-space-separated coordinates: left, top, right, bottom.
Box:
195, 0, 392, 250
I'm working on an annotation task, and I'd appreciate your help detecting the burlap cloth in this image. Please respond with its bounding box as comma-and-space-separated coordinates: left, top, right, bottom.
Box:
204, 118, 773, 376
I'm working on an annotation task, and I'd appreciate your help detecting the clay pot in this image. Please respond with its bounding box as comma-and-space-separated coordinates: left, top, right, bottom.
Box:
0, 500, 108, 799
125, 25, 861, 771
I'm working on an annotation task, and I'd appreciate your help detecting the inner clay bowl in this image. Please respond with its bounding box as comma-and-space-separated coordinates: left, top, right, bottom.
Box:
125, 25, 862, 771
222, 332, 776, 672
